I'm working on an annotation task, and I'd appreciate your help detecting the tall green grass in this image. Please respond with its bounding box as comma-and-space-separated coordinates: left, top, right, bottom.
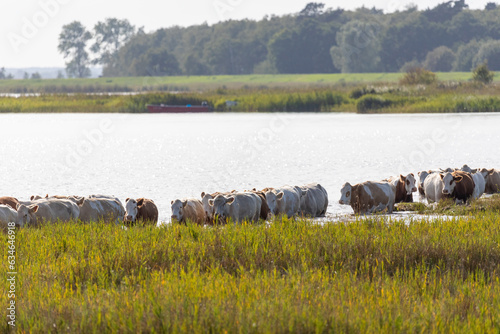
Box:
3, 212, 500, 332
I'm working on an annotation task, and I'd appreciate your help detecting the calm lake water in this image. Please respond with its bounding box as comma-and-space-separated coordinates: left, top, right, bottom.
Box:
1, 112, 499, 222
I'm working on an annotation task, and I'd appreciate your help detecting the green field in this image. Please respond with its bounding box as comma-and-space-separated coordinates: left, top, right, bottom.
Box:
0, 72, 484, 93
3, 196, 500, 332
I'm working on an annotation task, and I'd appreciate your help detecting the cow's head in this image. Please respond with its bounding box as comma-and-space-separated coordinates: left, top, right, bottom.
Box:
16, 203, 38, 227
480, 168, 495, 179
441, 172, 463, 195
171, 199, 188, 223
208, 195, 235, 224
401, 173, 417, 194
30, 195, 43, 201
124, 198, 140, 223
264, 190, 284, 215
461, 164, 473, 173
339, 182, 352, 205
201, 192, 215, 220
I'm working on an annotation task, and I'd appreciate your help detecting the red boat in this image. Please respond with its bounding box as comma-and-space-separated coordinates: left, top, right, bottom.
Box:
146, 101, 213, 113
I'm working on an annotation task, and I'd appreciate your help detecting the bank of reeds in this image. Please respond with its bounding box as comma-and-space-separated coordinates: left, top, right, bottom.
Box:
3, 209, 500, 332
1, 81, 500, 113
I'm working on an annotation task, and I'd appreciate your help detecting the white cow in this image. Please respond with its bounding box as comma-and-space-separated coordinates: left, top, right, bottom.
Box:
339, 181, 395, 215
264, 186, 307, 217
171, 198, 206, 225
471, 172, 486, 199
208, 192, 261, 224
0, 205, 18, 228
423, 173, 446, 203
16, 198, 80, 227
298, 183, 328, 217
76, 196, 125, 224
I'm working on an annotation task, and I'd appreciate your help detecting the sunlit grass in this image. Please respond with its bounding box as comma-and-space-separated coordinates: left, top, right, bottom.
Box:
2, 210, 500, 332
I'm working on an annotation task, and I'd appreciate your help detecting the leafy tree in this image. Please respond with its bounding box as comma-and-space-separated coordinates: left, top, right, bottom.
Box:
473, 62, 494, 84
130, 47, 181, 76
58, 21, 92, 78
30, 72, 42, 79
57, 70, 65, 79
268, 19, 337, 74
453, 39, 484, 71
183, 54, 209, 75
299, 3, 325, 17
91, 18, 137, 76
0, 67, 13, 79
423, 46, 456, 72
447, 11, 486, 44
23, 72, 29, 80
423, 0, 468, 22
472, 40, 500, 70
485, 2, 497, 10
330, 20, 382, 73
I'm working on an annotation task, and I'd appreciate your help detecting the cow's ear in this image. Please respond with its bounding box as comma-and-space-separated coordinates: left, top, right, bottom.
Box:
170, 200, 174, 205
201, 192, 205, 198
30, 196, 35, 201
301, 189, 308, 196
411, 173, 414, 176
125, 198, 130, 202
76, 197, 85, 206
16, 203, 21, 210
277, 192, 284, 200
45, 194, 49, 198
252, 188, 256, 191
440, 174, 444, 180
227, 197, 235, 204
137, 198, 144, 206
454, 175, 463, 183
208, 199, 214, 206
30, 205, 39, 213
489, 169, 495, 175
399, 174, 405, 182
182, 200, 188, 207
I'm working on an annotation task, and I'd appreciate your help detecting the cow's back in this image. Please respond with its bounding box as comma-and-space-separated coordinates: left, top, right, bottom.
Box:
299, 183, 328, 217
79, 198, 124, 223
351, 182, 394, 214
0, 205, 17, 227
275, 186, 301, 217
137, 198, 159, 224
0, 197, 19, 210
183, 199, 205, 225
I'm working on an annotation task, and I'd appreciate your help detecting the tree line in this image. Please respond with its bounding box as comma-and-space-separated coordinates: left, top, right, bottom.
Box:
58, 1, 500, 77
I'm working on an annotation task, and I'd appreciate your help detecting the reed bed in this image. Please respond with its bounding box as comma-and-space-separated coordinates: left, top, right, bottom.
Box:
2, 80, 500, 113
3, 210, 500, 332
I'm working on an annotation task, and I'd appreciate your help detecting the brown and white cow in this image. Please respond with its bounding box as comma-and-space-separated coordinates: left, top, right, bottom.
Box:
480, 168, 500, 194
339, 181, 395, 215
171, 198, 206, 225
0, 197, 19, 210
386, 174, 417, 203
441, 170, 475, 203
124, 198, 159, 226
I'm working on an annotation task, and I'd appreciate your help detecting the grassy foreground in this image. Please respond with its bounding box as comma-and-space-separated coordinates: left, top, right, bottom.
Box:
3, 207, 500, 332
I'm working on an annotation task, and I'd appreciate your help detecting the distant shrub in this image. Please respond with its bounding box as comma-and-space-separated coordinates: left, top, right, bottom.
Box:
473, 62, 495, 84
423, 46, 456, 72
400, 68, 437, 85
356, 95, 393, 113
349, 86, 376, 99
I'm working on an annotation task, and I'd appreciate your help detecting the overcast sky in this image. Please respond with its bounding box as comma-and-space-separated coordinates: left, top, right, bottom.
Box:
2, 0, 492, 68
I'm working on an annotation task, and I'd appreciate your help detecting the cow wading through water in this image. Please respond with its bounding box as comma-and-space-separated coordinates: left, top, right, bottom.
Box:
339, 181, 395, 215
124, 198, 159, 226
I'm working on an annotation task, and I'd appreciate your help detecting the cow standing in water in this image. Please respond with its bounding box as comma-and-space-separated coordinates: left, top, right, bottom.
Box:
386, 174, 417, 203
124, 198, 158, 226
339, 181, 395, 215
208, 192, 262, 224
298, 183, 328, 217
480, 168, 500, 194
441, 170, 475, 203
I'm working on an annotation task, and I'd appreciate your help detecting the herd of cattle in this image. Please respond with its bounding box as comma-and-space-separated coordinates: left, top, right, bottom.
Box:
0, 183, 329, 227
0, 166, 499, 228
339, 165, 500, 214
